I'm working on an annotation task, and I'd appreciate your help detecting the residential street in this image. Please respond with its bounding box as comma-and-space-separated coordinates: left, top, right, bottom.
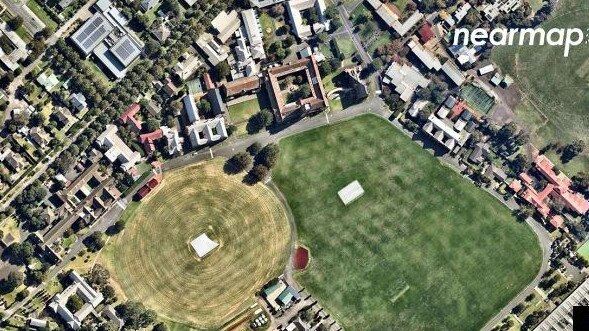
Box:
336, 4, 372, 64
2, 201, 126, 319
0, 0, 558, 326
0, 118, 92, 211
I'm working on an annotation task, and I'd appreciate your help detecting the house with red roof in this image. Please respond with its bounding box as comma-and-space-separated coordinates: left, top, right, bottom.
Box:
550, 215, 564, 229
139, 129, 164, 155
136, 172, 163, 200
120, 103, 142, 132
535, 155, 589, 215
203, 73, 215, 91
418, 23, 434, 43
511, 154, 589, 224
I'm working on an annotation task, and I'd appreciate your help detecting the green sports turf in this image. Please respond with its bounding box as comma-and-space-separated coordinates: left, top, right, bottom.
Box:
272, 114, 542, 331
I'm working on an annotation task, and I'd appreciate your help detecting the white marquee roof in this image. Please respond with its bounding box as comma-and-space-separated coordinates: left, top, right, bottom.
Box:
338, 180, 365, 206
191, 233, 219, 258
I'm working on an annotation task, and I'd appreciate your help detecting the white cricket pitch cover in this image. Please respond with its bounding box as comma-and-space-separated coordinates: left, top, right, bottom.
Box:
191, 233, 219, 258
338, 180, 365, 205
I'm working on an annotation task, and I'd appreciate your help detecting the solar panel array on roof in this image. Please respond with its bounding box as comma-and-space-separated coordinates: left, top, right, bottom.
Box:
111, 35, 141, 66
72, 14, 114, 55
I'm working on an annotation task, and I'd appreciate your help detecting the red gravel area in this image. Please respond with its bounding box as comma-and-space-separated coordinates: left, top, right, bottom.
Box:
293, 246, 309, 270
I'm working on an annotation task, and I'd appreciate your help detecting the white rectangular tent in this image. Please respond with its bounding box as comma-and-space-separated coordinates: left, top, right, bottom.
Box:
338, 180, 365, 205
190, 234, 219, 258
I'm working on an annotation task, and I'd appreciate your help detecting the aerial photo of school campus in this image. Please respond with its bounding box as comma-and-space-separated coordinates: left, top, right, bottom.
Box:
0, 0, 588, 330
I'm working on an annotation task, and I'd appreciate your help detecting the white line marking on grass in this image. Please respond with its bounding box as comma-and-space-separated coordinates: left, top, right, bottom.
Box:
389, 285, 410, 304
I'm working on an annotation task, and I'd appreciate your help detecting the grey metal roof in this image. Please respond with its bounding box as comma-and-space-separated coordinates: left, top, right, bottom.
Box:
110, 35, 142, 67
71, 13, 114, 55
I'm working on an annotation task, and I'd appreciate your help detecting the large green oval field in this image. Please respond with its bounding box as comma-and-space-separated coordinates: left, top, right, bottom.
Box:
273, 115, 541, 331
99, 160, 291, 329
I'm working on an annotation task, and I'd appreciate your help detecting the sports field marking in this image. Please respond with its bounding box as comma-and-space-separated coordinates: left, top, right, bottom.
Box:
390, 285, 410, 304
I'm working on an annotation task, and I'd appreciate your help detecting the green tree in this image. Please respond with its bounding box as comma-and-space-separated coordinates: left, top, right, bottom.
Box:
15, 288, 29, 301
116, 301, 158, 330
316, 32, 328, 43
146, 118, 161, 132
247, 110, 274, 133
256, 143, 280, 169
86, 264, 110, 286
247, 142, 262, 156
67, 294, 85, 312
0, 271, 23, 294
248, 164, 269, 183
153, 322, 169, 331
103, 285, 117, 303
225, 152, 251, 174
83, 232, 106, 252
215, 61, 231, 80
8, 16, 23, 30
8, 242, 34, 265
562, 140, 586, 163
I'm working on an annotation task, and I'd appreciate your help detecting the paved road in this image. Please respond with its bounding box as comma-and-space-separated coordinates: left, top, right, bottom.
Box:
1, 1, 95, 209
0, 116, 93, 211
164, 97, 388, 172
0, 0, 45, 35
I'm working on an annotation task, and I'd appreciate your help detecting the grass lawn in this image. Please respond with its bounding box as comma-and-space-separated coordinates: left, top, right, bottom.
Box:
529, 0, 545, 13
14, 26, 32, 43
367, 31, 393, 56
259, 12, 283, 45
392, 0, 409, 12
26, 0, 58, 31
578, 240, 589, 260
98, 160, 291, 330
272, 115, 542, 331
335, 36, 356, 58
0, 217, 20, 243
491, 0, 589, 172
228, 98, 262, 123
85, 60, 113, 89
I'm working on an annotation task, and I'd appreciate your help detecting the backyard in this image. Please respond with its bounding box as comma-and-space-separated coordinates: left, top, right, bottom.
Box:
272, 114, 542, 331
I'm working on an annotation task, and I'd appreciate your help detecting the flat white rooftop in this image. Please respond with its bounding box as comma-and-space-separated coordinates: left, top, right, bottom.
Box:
338, 180, 365, 205
191, 233, 219, 258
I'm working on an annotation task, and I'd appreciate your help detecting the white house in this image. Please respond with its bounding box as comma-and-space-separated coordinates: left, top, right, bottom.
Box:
96, 125, 141, 171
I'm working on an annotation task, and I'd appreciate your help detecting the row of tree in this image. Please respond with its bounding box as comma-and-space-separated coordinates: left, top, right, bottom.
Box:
226, 143, 280, 183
